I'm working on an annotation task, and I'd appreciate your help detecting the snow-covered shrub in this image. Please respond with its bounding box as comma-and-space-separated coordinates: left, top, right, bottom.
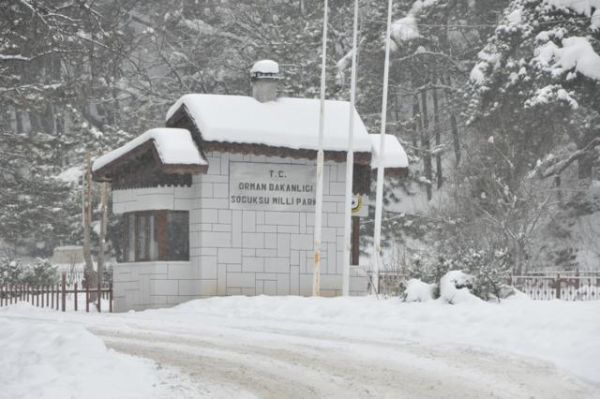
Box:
23, 259, 59, 286
403, 279, 436, 302
0, 258, 58, 286
0, 258, 25, 285
439, 270, 481, 304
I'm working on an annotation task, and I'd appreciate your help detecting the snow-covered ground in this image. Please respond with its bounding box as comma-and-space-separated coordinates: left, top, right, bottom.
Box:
1, 296, 599, 398
0, 304, 205, 399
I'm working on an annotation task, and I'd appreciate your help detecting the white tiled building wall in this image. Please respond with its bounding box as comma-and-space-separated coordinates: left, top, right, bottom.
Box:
112, 152, 368, 311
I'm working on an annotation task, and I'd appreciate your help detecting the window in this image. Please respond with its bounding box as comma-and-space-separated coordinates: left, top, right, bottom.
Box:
122, 211, 189, 262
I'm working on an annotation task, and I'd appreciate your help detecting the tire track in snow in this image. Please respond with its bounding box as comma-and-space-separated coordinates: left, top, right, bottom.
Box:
93, 327, 596, 399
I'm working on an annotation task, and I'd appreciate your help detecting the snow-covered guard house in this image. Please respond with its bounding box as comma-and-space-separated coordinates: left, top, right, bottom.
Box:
93, 61, 408, 312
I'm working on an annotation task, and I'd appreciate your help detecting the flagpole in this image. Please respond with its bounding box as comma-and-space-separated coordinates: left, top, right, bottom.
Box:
313, 0, 329, 296
342, 0, 360, 296
372, 0, 393, 295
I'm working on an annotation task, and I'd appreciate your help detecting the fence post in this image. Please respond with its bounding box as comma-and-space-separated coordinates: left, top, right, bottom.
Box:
97, 281, 101, 313
46, 285, 49, 307
51, 285, 54, 309
74, 282, 78, 312
109, 282, 113, 313
61, 273, 66, 312
56, 284, 60, 310
556, 273, 561, 299
85, 282, 89, 313
35, 286, 39, 307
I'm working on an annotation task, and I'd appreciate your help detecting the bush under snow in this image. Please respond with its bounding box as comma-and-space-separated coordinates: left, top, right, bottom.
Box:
403, 278, 436, 302
439, 270, 482, 304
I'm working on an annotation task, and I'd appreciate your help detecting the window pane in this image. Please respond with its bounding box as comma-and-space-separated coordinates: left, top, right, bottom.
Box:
168, 211, 189, 261
127, 214, 135, 262
137, 215, 147, 260
149, 214, 159, 261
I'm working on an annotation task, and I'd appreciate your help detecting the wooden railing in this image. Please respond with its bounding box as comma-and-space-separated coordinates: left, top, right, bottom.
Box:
0, 272, 113, 312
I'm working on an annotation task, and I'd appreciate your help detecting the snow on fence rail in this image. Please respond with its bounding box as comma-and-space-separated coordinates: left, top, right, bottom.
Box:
0, 272, 113, 312
369, 270, 600, 301
510, 274, 600, 301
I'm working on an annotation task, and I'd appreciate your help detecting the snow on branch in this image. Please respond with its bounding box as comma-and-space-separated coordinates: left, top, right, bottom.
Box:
389, 0, 440, 51
536, 37, 600, 81
0, 54, 30, 61
534, 137, 600, 178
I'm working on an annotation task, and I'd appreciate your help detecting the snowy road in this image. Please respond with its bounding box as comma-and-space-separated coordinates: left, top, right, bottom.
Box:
92, 323, 593, 399
3, 296, 600, 398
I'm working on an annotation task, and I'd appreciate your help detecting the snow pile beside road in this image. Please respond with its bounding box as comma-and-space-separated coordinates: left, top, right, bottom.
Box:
0, 311, 169, 399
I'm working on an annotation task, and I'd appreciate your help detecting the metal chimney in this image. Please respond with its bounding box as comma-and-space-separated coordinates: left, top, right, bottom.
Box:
250, 60, 280, 103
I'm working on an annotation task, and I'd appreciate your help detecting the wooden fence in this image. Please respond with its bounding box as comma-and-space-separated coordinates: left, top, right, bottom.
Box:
0, 272, 113, 312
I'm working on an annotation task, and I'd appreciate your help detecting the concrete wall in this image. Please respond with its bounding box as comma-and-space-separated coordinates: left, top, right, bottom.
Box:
111, 151, 368, 311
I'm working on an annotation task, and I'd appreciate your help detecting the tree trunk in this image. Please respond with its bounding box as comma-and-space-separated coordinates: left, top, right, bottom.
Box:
512, 238, 526, 276
578, 152, 594, 179
82, 153, 97, 296
432, 86, 442, 189
420, 90, 432, 201
97, 182, 109, 288
450, 112, 460, 167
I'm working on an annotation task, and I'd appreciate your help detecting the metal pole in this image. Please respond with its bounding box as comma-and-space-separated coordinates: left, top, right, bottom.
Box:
312, 0, 329, 297
372, 0, 393, 295
342, 0, 360, 296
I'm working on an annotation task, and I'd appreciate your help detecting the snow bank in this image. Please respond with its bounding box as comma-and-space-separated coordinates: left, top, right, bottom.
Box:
92, 128, 206, 172
0, 310, 169, 399
439, 270, 481, 304
404, 278, 435, 302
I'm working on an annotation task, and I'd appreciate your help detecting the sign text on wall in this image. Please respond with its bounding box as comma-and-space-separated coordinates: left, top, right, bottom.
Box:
229, 162, 316, 211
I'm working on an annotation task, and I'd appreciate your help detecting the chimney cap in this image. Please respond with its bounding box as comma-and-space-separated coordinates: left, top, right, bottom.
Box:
250, 59, 280, 79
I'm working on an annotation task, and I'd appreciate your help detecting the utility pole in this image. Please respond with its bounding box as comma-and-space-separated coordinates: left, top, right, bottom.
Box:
342, 0, 360, 296
312, 0, 329, 296
372, 0, 394, 295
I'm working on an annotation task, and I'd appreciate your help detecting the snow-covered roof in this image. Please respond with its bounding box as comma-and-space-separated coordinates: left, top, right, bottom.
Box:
369, 134, 409, 169
251, 59, 279, 75
166, 94, 374, 153
92, 128, 206, 173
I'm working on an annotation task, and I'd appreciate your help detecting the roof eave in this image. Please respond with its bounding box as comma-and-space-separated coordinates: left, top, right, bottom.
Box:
92, 139, 207, 182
